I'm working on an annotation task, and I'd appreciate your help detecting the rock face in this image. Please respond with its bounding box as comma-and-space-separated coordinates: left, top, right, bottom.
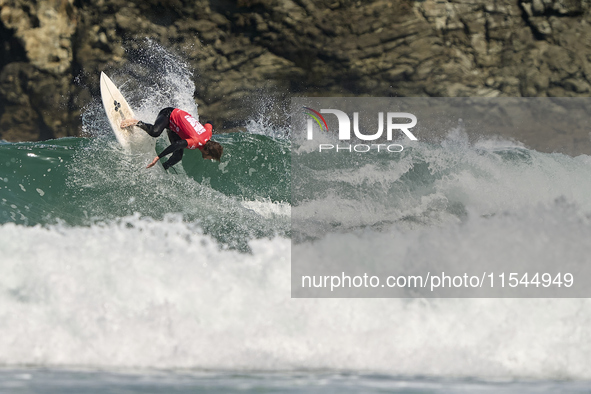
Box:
1, 0, 591, 150
0, 0, 78, 141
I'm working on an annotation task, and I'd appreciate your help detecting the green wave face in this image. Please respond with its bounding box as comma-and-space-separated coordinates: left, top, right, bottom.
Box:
0, 134, 291, 250
0, 138, 77, 225
181, 133, 291, 203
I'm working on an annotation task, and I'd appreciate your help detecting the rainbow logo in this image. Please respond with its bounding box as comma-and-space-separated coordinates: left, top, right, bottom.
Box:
303, 107, 329, 132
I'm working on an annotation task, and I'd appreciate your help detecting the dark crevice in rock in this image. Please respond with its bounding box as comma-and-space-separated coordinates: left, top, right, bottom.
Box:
0, 23, 28, 138
0, 24, 28, 69
36, 109, 55, 141
460, 18, 471, 37
68, 35, 83, 136
146, 7, 181, 27
22, 4, 40, 28
519, 2, 547, 40
484, 17, 491, 42
210, 0, 242, 16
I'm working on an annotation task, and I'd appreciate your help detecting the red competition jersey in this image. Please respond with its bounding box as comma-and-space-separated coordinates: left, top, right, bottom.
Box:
168, 108, 212, 150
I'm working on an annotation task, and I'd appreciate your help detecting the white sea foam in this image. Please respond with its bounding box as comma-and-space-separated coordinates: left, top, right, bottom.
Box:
293, 131, 591, 237
130, 40, 198, 125
1, 212, 591, 379
241, 199, 291, 219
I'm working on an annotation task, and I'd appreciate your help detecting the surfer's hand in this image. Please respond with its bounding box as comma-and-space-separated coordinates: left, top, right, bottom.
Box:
121, 119, 139, 128
146, 156, 159, 169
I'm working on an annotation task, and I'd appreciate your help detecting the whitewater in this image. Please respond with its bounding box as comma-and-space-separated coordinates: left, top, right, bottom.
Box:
1, 43, 591, 392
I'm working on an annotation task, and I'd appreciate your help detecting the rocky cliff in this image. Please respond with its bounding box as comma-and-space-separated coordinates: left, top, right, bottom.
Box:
1, 0, 591, 146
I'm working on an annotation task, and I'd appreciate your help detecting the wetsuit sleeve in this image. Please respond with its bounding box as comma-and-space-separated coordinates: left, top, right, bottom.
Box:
158, 139, 188, 158
136, 107, 175, 137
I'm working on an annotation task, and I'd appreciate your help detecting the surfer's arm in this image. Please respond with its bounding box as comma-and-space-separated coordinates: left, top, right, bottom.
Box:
146, 140, 188, 169
147, 156, 160, 168
158, 139, 188, 158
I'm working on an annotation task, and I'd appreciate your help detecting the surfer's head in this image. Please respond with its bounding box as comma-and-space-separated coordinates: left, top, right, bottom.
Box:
201, 139, 223, 161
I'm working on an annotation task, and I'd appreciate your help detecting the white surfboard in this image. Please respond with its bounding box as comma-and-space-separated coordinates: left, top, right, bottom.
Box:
100, 72, 155, 152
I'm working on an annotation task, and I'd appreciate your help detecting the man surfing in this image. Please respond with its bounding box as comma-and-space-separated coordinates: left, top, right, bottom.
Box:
121, 107, 223, 169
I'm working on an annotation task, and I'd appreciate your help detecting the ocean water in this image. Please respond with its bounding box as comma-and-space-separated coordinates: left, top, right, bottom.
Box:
1, 43, 591, 392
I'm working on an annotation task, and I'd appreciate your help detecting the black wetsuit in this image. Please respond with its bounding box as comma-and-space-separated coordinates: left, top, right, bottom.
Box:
136, 107, 189, 170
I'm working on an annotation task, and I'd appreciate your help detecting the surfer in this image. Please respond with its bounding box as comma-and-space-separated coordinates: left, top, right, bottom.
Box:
120, 107, 223, 169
